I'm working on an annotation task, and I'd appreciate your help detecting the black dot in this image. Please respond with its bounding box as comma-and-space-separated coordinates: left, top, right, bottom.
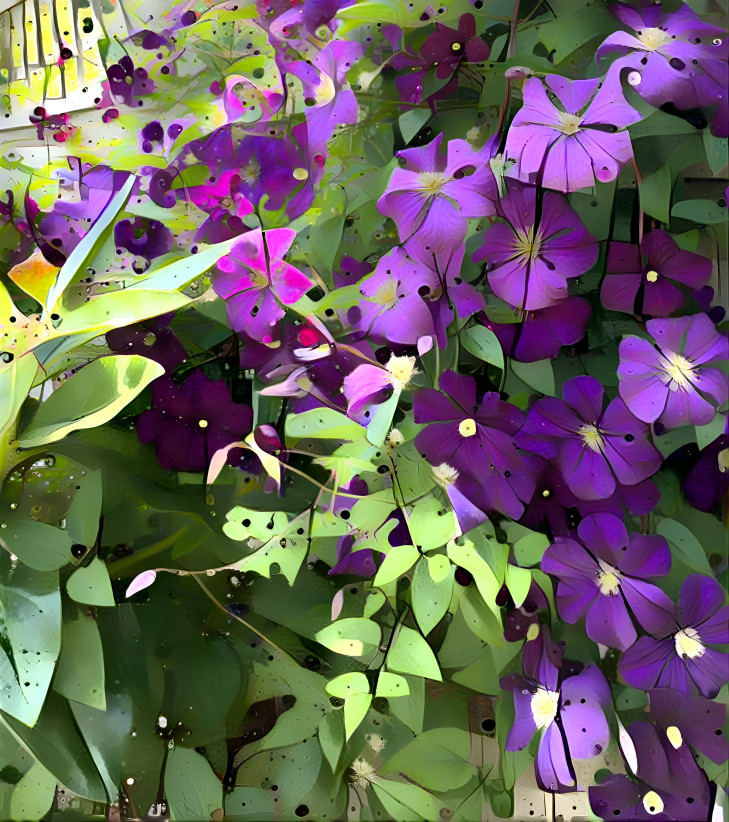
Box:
71, 544, 86, 558
481, 718, 495, 733
295, 806, 309, 818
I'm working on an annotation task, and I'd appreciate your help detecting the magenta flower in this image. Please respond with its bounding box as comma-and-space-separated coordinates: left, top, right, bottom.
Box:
413, 370, 537, 519
213, 227, 314, 344
516, 376, 663, 501
541, 513, 674, 650
377, 133, 497, 253
504, 73, 642, 192
596, 1, 729, 137
473, 183, 598, 310
601, 230, 713, 317
617, 314, 729, 428
619, 574, 729, 699
421, 13, 491, 79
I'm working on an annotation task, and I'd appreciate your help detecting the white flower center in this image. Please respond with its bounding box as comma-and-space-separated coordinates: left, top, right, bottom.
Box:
666, 725, 683, 749
595, 559, 621, 596
373, 277, 399, 309
661, 352, 696, 391
642, 790, 664, 815
432, 462, 460, 488
348, 757, 378, 789
418, 171, 449, 194
674, 627, 705, 659
637, 27, 672, 52
531, 688, 560, 731
458, 418, 477, 437
557, 111, 582, 135
387, 355, 418, 387
578, 423, 605, 453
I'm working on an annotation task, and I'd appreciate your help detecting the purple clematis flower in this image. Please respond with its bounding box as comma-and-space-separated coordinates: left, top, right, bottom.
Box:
683, 430, 729, 513
617, 313, 729, 428
619, 574, 729, 699
137, 371, 253, 473
502, 632, 611, 792
589, 721, 712, 820
601, 230, 713, 317
377, 133, 498, 253
115, 217, 174, 263
421, 13, 491, 79
504, 73, 642, 192
516, 376, 663, 501
414, 370, 537, 519
541, 512, 674, 650
106, 314, 186, 374
213, 227, 314, 344
473, 182, 598, 310
596, 1, 729, 137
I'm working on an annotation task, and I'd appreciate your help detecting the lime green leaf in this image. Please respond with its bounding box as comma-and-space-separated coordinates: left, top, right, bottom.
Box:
411, 555, 453, 636
364, 590, 386, 618
389, 674, 424, 734
52, 609, 106, 710
237, 532, 308, 584
447, 539, 502, 618
325, 672, 370, 699
129, 237, 237, 293
0, 520, 72, 571
65, 469, 102, 548
344, 692, 372, 741
409, 496, 457, 551
66, 558, 115, 607
513, 531, 550, 567
165, 747, 223, 822
505, 564, 531, 608
373, 544, 419, 587
315, 618, 381, 657
10, 760, 56, 821
656, 518, 712, 574
0, 354, 39, 436
375, 672, 410, 698
372, 779, 441, 821
366, 386, 401, 446
286, 408, 366, 441
17, 355, 165, 448
461, 325, 504, 370
223, 508, 289, 542
387, 625, 441, 681
382, 728, 472, 792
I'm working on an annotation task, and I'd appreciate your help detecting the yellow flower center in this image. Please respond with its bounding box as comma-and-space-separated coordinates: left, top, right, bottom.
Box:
645, 269, 659, 283
418, 171, 450, 194
374, 277, 399, 310
531, 688, 559, 731
674, 627, 705, 659
596, 560, 621, 596
557, 111, 582, 136
661, 352, 696, 391
637, 27, 673, 52
432, 462, 460, 488
666, 725, 683, 749
387, 355, 418, 387
458, 418, 477, 437
718, 448, 729, 474
642, 791, 664, 815
514, 227, 542, 262
578, 423, 605, 453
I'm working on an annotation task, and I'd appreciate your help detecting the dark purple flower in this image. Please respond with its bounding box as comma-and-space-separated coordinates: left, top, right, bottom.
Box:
137, 371, 253, 473
596, 2, 728, 137
502, 636, 611, 792
617, 314, 729, 428
114, 217, 174, 262
601, 230, 713, 317
414, 370, 537, 519
516, 376, 662, 501
683, 431, 729, 512
377, 133, 498, 254
213, 227, 313, 343
542, 512, 674, 650
473, 183, 598, 310
619, 574, 729, 698
421, 13, 490, 79
504, 73, 641, 192
106, 314, 186, 374
100, 55, 155, 109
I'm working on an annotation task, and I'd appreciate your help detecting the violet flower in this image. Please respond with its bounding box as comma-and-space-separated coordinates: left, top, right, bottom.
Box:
596, 1, 729, 137
619, 574, 729, 699
516, 376, 663, 501
115, 217, 174, 263
502, 633, 611, 792
683, 431, 729, 513
213, 227, 314, 344
589, 721, 712, 820
377, 133, 498, 253
137, 371, 253, 473
541, 512, 674, 650
473, 182, 598, 310
617, 313, 729, 429
504, 73, 642, 192
601, 230, 713, 317
421, 13, 491, 79
413, 370, 537, 519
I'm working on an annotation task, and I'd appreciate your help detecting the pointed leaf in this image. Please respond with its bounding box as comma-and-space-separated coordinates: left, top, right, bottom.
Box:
315, 618, 381, 657
344, 692, 372, 741
387, 625, 441, 681
53, 610, 106, 710
375, 672, 409, 698
411, 555, 453, 636
373, 544, 419, 587
0, 520, 72, 571
325, 672, 370, 699
165, 747, 223, 822
66, 558, 115, 606
10, 760, 56, 821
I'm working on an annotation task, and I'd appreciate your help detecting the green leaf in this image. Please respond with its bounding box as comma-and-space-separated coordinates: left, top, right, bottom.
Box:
366, 386, 401, 446
639, 164, 672, 223
128, 236, 237, 293
387, 625, 441, 681
695, 413, 725, 450
286, 408, 365, 441
510, 359, 555, 396
452, 641, 523, 694
656, 518, 712, 574
447, 539, 502, 619
0, 519, 72, 571
236, 531, 308, 584
389, 674, 424, 734
399, 109, 431, 143
9, 759, 56, 821
0, 355, 39, 437
45, 175, 135, 313
315, 618, 381, 657
223, 508, 289, 542
17, 355, 165, 447
672, 199, 729, 225
164, 747, 223, 822
373, 543, 419, 587
375, 672, 410, 698
513, 531, 550, 567
372, 779, 441, 821
325, 672, 370, 699
318, 711, 345, 772
461, 325, 504, 370
53, 608, 106, 710
0, 557, 61, 726
459, 586, 505, 648
344, 692, 372, 741
409, 496, 457, 552
411, 555, 453, 636
382, 728, 472, 792
505, 564, 531, 608
66, 557, 115, 606
702, 130, 728, 175
65, 469, 102, 548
